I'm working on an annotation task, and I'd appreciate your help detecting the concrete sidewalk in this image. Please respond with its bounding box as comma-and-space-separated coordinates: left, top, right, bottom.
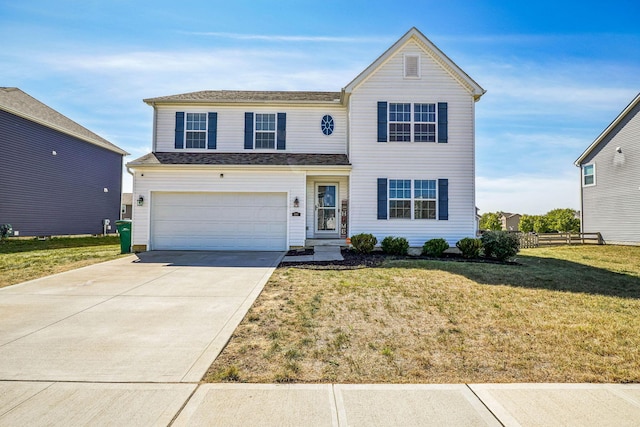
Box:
2, 382, 639, 426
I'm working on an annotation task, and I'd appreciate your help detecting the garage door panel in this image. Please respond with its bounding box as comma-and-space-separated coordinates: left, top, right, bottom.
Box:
151, 192, 287, 251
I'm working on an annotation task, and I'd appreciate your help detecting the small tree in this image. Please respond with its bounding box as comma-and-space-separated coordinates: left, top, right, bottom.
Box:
546, 208, 580, 232
479, 212, 502, 231
518, 214, 535, 233
533, 215, 551, 233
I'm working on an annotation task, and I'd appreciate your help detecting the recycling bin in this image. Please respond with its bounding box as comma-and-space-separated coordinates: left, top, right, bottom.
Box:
115, 220, 132, 254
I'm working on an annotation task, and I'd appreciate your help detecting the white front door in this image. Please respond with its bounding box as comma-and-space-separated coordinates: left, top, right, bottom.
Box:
315, 184, 338, 235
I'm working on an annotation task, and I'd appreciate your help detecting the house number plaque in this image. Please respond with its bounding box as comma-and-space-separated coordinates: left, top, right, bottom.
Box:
340, 200, 348, 238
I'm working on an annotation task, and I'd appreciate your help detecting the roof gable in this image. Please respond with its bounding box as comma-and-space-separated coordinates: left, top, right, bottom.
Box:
343, 27, 485, 100
575, 92, 640, 166
0, 87, 128, 156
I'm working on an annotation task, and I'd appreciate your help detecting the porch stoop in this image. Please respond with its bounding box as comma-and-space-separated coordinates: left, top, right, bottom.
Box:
305, 239, 347, 247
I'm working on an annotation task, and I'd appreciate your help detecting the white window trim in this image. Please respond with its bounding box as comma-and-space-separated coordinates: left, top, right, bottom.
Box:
388, 103, 437, 143
582, 163, 596, 187
403, 54, 421, 79
388, 179, 438, 220
254, 113, 277, 150
184, 112, 208, 150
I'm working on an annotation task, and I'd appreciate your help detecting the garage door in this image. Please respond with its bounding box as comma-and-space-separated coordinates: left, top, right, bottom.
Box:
151, 192, 287, 251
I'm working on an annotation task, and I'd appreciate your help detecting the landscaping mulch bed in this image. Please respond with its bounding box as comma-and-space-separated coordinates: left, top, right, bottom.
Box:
280, 249, 520, 269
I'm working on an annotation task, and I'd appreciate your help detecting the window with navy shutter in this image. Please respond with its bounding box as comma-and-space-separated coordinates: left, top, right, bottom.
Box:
438, 179, 449, 220
437, 102, 448, 143
377, 102, 387, 142
207, 112, 217, 149
174, 112, 185, 149
377, 178, 388, 219
244, 112, 254, 149
277, 112, 286, 150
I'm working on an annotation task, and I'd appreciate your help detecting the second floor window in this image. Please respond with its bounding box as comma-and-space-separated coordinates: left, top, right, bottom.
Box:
389, 103, 436, 142
185, 113, 207, 148
255, 113, 276, 149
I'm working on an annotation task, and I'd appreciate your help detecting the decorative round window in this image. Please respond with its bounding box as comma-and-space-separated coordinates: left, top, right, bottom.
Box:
321, 115, 334, 136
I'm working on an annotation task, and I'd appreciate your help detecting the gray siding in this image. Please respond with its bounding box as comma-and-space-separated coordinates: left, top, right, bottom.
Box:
0, 110, 123, 236
581, 102, 640, 244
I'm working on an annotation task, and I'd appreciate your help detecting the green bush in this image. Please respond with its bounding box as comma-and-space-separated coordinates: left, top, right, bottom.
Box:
456, 237, 482, 259
0, 224, 12, 242
350, 233, 377, 254
481, 231, 519, 261
381, 236, 409, 255
422, 238, 449, 257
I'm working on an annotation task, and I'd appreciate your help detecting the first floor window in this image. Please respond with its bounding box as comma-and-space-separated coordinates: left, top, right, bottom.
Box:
414, 180, 437, 219
255, 113, 276, 149
583, 164, 595, 186
389, 179, 437, 219
389, 179, 412, 218
185, 113, 207, 148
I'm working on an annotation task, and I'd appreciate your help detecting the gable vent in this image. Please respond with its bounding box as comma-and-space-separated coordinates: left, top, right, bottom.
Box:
404, 54, 420, 78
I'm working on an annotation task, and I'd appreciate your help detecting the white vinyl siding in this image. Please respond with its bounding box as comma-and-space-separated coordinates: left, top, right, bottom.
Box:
154, 105, 347, 154
347, 38, 477, 246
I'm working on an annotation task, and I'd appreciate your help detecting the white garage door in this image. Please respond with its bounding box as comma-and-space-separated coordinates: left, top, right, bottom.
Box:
151, 192, 287, 251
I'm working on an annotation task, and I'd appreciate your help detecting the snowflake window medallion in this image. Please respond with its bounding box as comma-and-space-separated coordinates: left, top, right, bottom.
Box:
321, 115, 334, 136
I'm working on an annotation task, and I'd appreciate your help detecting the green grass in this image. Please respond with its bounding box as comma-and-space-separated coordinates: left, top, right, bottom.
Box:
0, 236, 126, 288
206, 245, 640, 384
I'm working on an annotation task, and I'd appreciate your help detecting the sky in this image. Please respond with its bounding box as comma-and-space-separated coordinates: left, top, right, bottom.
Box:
1, 0, 638, 215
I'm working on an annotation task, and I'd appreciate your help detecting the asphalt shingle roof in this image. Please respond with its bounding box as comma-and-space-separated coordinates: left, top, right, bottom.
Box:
144, 90, 342, 104
128, 152, 350, 167
0, 87, 128, 155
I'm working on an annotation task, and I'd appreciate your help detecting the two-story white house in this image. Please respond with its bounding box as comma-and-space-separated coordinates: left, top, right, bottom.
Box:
127, 27, 485, 251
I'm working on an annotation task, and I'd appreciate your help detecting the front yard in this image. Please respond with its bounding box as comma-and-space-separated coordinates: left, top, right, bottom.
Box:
0, 236, 125, 288
206, 245, 640, 384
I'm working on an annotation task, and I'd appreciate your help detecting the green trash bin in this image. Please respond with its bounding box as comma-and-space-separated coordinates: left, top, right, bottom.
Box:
115, 220, 132, 254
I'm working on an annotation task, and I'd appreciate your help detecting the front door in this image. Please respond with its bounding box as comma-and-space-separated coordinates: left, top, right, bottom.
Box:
315, 184, 338, 235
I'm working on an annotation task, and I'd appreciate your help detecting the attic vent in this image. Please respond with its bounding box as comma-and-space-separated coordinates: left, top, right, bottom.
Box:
404, 54, 420, 78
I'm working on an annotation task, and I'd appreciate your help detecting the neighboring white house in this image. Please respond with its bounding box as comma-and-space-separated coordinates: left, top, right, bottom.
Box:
575, 92, 640, 245
127, 27, 485, 251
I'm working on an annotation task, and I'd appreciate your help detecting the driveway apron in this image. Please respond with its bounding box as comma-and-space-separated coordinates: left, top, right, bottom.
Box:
0, 251, 284, 383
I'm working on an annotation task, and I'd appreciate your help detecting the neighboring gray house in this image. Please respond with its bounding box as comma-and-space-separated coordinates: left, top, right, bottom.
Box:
121, 193, 133, 220
0, 88, 128, 236
575, 92, 640, 245
500, 212, 521, 231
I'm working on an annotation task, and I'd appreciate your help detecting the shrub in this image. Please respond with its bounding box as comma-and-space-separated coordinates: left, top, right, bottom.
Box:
350, 233, 377, 254
456, 237, 482, 259
481, 231, 519, 261
422, 238, 449, 257
381, 236, 409, 255
0, 224, 12, 242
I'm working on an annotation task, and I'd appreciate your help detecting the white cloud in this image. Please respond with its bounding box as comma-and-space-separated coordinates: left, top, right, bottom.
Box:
476, 173, 580, 215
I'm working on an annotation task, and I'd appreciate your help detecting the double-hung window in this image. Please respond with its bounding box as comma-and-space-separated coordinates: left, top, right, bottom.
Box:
389, 103, 436, 142
389, 103, 411, 142
185, 113, 207, 148
255, 113, 276, 149
414, 180, 437, 219
388, 179, 412, 218
582, 164, 595, 186
389, 179, 437, 219
414, 104, 436, 142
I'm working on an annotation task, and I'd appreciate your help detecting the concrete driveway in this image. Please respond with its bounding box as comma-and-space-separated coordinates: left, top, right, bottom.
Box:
0, 251, 284, 383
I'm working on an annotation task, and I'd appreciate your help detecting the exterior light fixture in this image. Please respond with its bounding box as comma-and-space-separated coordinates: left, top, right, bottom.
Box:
137, 195, 144, 206
294, 197, 300, 208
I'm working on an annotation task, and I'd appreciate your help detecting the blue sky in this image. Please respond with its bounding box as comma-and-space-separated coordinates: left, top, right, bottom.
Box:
1, 0, 638, 214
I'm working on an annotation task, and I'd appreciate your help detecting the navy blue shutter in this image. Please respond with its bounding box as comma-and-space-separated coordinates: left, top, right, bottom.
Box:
244, 112, 254, 149
437, 102, 448, 143
377, 178, 388, 220
438, 178, 449, 220
377, 102, 387, 142
174, 112, 185, 149
207, 112, 217, 149
277, 112, 286, 150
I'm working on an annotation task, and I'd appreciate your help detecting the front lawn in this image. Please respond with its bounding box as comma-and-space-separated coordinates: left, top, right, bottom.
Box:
0, 236, 126, 288
206, 245, 640, 383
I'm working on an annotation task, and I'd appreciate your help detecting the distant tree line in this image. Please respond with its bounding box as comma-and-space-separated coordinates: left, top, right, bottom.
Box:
479, 208, 580, 233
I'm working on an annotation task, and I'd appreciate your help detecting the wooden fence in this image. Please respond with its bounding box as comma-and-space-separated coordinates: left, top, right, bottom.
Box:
517, 232, 603, 248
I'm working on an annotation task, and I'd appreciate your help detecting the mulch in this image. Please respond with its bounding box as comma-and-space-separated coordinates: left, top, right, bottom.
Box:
280, 249, 520, 269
